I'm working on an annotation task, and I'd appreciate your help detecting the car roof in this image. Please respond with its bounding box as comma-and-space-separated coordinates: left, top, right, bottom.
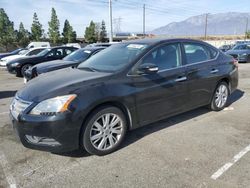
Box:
82, 46, 106, 51
50, 46, 77, 49
122, 38, 209, 46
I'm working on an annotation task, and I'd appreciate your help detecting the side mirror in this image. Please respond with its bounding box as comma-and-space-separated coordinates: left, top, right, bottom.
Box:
137, 63, 159, 75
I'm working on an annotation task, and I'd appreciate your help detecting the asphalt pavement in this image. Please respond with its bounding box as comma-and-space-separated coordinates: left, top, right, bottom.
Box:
0, 64, 249, 188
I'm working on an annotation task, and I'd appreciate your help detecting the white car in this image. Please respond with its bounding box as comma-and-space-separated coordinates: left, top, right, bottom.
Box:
0, 47, 46, 66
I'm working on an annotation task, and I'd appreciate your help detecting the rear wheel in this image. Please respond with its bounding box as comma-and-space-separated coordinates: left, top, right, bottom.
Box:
20, 64, 32, 77
82, 106, 127, 156
209, 82, 229, 111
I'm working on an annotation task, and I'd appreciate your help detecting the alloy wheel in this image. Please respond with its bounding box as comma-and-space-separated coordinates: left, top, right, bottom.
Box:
215, 85, 228, 108
90, 113, 123, 151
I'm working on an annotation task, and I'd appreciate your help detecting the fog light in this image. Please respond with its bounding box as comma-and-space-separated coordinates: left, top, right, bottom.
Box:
25, 135, 61, 146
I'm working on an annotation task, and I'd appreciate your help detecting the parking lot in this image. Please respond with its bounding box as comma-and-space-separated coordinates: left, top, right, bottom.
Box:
0, 64, 249, 188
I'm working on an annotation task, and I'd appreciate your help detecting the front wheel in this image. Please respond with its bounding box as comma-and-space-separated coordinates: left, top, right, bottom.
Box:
209, 82, 229, 111
20, 64, 32, 77
82, 106, 127, 156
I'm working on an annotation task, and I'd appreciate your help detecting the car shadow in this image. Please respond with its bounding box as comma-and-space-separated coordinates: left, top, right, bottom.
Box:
0, 90, 17, 99
56, 89, 244, 158
121, 89, 244, 150
226, 89, 244, 106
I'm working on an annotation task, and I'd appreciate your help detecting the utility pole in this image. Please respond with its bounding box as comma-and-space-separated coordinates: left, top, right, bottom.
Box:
204, 13, 208, 40
245, 17, 249, 41
109, 0, 113, 42
143, 4, 145, 37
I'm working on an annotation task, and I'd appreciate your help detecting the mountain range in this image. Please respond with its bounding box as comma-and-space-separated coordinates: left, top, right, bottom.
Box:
151, 12, 250, 36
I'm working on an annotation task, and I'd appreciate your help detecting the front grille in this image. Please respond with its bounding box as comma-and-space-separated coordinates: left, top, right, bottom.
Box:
10, 97, 32, 119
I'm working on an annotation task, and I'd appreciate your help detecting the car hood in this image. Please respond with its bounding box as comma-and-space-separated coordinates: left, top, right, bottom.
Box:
226, 50, 250, 54
2, 54, 23, 62
17, 67, 112, 102
35, 60, 75, 73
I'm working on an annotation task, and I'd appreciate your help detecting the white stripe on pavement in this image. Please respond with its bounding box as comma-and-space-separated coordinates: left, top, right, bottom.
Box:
0, 112, 9, 115
0, 151, 17, 188
211, 144, 250, 180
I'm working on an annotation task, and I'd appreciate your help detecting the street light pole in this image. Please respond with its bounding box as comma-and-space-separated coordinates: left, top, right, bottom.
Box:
143, 4, 145, 37
204, 13, 208, 40
109, 0, 113, 42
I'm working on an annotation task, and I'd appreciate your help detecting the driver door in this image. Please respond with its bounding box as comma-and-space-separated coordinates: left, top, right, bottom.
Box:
131, 43, 188, 126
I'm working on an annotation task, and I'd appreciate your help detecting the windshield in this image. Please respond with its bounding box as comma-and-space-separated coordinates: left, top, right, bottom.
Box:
63, 49, 91, 62
233, 45, 250, 50
37, 49, 50, 56
11, 49, 22, 54
78, 43, 148, 72
18, 49, 29, 55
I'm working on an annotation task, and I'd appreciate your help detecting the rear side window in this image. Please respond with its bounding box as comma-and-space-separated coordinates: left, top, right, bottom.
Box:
184, 43, 214, 64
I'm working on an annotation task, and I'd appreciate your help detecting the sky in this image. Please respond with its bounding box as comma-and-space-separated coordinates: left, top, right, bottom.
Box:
1, 0, 250, 37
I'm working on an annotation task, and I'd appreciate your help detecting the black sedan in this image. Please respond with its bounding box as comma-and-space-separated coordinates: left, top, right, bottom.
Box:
0, 48, 25, 60
10, 39, 238, 156
226, 44, 250, 63
6, 46, 78, 77
24, 47, 105, 81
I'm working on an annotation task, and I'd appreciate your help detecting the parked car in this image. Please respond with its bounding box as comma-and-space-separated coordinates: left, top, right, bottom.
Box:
0, 47, 46, 67
0, 48, 25, 60
226, 44, 250, 63
6, 46, 78, 77
85, 42, 118, 48
24, 46, 106, 82
65, 43, 81, 49
27, 42, 50, 49
9, 39, 238, 156
219, 44, 233, 52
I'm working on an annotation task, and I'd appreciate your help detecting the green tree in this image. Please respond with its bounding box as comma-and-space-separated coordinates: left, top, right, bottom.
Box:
84, 21, 97, 43
100, 20, 107, 42
31, 12, 43, 41
246, 31, 250, 39
0, 8, 15, 51
17, 22, 30, 47
48, 8, 60, 44
62, 19, 76, 43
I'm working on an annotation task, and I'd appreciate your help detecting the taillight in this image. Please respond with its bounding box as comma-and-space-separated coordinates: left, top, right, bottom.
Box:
232, 58, 239, 68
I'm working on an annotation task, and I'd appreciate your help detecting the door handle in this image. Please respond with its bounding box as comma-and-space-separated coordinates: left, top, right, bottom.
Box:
210, 69, 219, 74
175, 76, 187, 82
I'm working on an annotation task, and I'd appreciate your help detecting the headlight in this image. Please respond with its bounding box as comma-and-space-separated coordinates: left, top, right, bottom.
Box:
30, 94, 77, 115
11, 62, 20, 67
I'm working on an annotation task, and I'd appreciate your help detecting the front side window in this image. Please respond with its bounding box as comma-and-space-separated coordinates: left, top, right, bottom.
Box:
27, 49, 44, 56
184, 43, 211, 64
139, 43, 181, 71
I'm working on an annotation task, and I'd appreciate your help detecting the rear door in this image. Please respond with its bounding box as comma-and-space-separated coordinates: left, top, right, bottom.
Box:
182, 42, 220, 109
131, 43, 188, 125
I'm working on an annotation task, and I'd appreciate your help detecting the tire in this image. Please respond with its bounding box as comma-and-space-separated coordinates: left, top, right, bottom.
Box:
209, 82, 229, 111
82, 106, 127, 156
20, 64, 32, 77
246, 55, 250, 63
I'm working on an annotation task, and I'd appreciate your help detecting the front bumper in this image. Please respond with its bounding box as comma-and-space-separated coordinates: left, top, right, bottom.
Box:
6, 64, 17, 74
10, 111, 82, 153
